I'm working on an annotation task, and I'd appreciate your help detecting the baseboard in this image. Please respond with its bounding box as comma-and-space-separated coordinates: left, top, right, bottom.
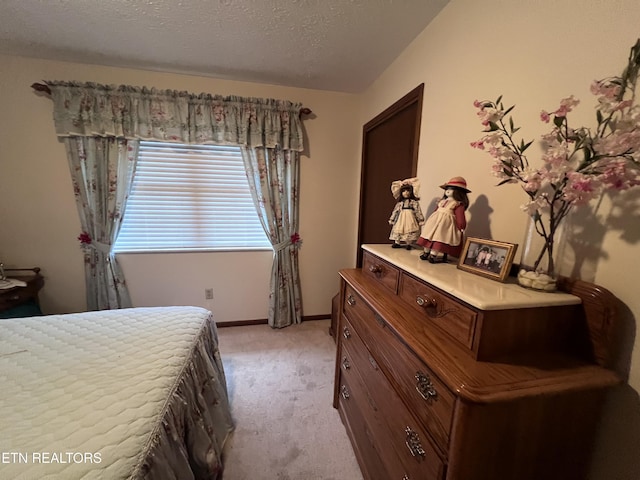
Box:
217, 313, 330, 328
217, 318, 268, 328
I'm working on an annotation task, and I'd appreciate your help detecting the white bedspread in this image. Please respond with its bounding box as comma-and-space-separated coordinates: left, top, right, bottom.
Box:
0, 306, 234, 479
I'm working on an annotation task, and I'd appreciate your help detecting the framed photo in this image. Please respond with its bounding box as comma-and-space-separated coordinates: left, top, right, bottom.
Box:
457, 237, 518, 282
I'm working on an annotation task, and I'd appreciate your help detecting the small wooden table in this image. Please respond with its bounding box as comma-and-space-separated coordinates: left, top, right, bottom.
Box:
0, 267, 44, 318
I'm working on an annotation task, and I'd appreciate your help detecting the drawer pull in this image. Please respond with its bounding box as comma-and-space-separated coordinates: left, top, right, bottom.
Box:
405, 426, 426, 458
369, 264, 383, 277
342, 326, 351, 339
415, 371, 438, 402
368, 354, 379, 370
346, 294, 356, 306
402, 476, 411, 480
416, 295, 455, 318
341, 384, 350, 400
416, 295, 436, 308
342, 356, 351, 370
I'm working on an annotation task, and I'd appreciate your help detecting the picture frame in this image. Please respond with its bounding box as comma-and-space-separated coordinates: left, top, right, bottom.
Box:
457, 237, 518, 282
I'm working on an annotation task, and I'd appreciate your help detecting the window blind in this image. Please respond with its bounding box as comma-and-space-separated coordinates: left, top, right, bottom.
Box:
114, 141, 271, 252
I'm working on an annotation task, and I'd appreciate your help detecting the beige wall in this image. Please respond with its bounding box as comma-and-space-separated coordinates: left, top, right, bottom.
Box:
359, 0, 640, 477
0, 54, 361, 322
1, 1, 639, 475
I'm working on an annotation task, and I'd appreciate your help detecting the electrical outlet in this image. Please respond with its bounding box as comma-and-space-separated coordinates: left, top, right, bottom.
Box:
205, 288, 214, 300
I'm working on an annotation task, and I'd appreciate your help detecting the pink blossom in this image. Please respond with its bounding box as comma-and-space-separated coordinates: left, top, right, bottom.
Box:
554, 96, 580, 118
520, 196, 549, 216
615, 99, 633, 111
563, 172, 601, 204
540, 111, 551, 123
599, 159, 640, 190
476, 107, 504, 126
491, 161, 517, 181
521, 168, 542, 192
594, 129, 640, 157
470, 40, 640, 277
481, 131, 504, 147
591, 80, 621, 99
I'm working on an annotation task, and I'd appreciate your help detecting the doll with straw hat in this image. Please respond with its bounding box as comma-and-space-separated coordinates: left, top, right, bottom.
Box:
417, 176, 471, 263
388, 177, 425, 249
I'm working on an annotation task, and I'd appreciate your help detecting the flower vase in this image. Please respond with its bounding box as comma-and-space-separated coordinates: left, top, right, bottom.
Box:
517, 214, 570, 292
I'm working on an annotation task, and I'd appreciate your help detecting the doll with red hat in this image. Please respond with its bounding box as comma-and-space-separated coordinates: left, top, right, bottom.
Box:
417, 176, 471, 263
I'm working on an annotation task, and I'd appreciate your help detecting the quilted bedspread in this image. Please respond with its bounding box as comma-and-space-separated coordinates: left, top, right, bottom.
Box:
0, 306, 234, 479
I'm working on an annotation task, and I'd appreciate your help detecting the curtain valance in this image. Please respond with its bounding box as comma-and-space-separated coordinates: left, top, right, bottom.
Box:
44, 81, 305, 151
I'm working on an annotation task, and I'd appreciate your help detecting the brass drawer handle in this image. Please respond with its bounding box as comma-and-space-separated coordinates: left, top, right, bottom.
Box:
346, 294, 356, 306
402, 476, 411, 480
342, 356, 350, 370
342, 326, 351, 339
341, 384, 350, 400
416, 295, 436, 308
405, 426, 426, 458
416, 295, 455, 318
415, 371, 438, 402
368, 354, 378, 370
369, 264, 383, 277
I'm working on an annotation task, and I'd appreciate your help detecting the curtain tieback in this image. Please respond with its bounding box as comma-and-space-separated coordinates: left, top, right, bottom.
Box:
272, 239, 292, 252
87, 241, 112, 254
273, 233, 302, 252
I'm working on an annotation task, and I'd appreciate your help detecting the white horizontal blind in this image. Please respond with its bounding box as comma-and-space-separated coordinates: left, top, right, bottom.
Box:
114, 141, 271, 252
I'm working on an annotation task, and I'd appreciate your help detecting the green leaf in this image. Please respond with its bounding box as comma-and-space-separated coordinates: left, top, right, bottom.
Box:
553, 116, 564, 128
496, 95, 503, 105
504, 105, 515, 116
497, 178, 513, 186
509, 117, 515, 132
521, 140, 533, 152
487, 121, 500, 132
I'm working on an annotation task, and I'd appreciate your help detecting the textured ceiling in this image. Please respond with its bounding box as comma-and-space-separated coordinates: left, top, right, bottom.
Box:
0, 0, 449, 93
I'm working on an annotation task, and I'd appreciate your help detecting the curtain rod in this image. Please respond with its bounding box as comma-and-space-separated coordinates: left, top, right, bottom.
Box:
30, 83, 312, 116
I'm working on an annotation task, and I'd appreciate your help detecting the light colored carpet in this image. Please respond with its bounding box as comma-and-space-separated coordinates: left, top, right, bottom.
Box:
217, 319, 364, 480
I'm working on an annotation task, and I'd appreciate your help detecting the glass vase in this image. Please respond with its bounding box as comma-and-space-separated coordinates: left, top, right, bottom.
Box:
517, 213, 571, 291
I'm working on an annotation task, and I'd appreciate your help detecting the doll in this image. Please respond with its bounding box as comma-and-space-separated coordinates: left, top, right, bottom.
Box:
388, 178, 425, 249
418, 177, 471, 263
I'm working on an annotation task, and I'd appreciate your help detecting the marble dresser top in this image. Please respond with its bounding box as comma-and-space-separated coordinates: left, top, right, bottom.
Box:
362, 244, 581, 310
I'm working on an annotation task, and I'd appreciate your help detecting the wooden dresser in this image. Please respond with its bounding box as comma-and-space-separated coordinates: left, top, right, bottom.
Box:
333, 244, 621, 480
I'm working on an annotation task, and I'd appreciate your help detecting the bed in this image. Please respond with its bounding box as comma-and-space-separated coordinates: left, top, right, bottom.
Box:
0, 306, 234, 479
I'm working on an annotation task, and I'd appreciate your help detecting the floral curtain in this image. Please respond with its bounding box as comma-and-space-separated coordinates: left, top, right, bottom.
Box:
242, 147, 302, 328
64, 137, 138, 310
45, 81, 305, 320
45, 81, 304, 149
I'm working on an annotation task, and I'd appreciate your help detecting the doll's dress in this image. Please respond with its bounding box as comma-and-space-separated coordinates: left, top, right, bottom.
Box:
389, 199, 423, 243
417, 199, 464, 256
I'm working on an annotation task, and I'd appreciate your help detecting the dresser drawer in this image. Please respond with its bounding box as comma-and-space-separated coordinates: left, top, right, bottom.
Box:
339, 357, 406, 480
341, 320, 446, 480
343, 284, 454, 454
337, 373, 391, 480
399, 272, 477, 350
362, 251, 399, 294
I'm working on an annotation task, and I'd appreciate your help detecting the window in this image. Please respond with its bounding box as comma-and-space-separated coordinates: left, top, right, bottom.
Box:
114, 141, 271, 252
